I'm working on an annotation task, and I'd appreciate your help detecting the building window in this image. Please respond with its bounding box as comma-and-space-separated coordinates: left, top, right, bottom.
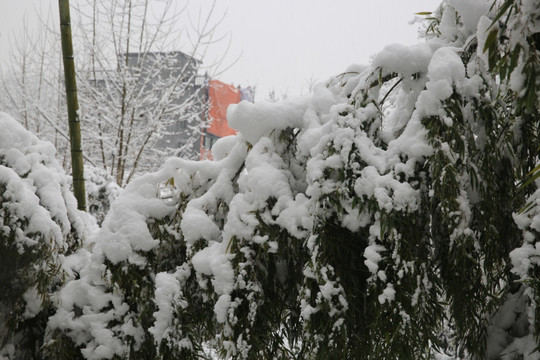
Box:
203, 133, 219, 150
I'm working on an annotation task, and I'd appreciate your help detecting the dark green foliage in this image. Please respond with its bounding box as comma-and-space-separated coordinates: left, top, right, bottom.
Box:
0, 232, 58, 360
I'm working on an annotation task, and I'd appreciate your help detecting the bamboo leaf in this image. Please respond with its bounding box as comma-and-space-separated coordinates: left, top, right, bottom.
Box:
509, 45, 521, 72
488, 0, 514, 29
518, 201, 536, 214
519, 169, 540, 190
483, 29, 499, 53
165, 177, 175, 186
526, 163, 540, 177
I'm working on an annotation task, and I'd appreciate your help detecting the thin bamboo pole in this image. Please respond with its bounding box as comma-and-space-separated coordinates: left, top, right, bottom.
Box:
59, 0, 86, 211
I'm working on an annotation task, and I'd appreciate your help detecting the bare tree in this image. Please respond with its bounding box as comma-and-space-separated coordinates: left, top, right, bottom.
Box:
74, 0, 225, 186
1, 0, 227, 187
0, 14, 71, 164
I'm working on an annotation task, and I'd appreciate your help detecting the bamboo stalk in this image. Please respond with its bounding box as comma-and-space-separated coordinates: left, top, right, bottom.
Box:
59, 0, 86, 211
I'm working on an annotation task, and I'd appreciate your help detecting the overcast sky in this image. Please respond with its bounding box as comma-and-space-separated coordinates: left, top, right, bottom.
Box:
0, 0, 436, 101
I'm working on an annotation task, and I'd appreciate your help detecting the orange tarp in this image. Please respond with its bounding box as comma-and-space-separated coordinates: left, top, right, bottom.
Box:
207, 80, 240, 137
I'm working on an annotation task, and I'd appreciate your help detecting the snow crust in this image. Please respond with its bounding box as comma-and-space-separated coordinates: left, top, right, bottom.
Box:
372, 42, 439, 77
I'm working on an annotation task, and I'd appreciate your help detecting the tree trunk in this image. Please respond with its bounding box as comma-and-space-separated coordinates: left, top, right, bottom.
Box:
59, 0, 86, 211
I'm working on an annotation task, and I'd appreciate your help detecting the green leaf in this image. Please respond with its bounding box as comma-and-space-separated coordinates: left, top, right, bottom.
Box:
518, 201, 536, 214
488, 0, 514, 29
509, 44, 521, 72
415, 11, 432, 16
165, 177, 175, 186
483, 29, 499, 53
519, 167, 540, 190
526, 163, 540, 177
525, 72, 537, 113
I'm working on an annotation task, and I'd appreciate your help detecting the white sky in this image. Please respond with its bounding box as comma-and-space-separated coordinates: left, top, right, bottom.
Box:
0, 0, 437, 101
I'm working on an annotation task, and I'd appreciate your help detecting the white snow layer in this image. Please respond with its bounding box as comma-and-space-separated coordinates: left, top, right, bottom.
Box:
0, 112, 89, 251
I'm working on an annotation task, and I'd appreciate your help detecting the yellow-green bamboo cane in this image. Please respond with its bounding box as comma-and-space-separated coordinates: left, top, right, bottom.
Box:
59, 0, 86, 211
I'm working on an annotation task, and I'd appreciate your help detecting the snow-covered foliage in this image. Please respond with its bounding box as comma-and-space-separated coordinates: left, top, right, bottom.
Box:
85, 166, 122, 225
3, 0, 540, 358
0, 112, 92, 359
